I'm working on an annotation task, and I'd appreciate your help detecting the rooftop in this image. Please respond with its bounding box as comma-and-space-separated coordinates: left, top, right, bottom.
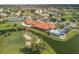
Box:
24, 20, 56, 30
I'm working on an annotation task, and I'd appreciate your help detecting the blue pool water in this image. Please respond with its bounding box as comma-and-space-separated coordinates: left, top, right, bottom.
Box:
49, 28, 66, 36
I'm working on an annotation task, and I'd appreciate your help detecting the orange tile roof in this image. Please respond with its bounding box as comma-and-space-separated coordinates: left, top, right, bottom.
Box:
24, 20, 56, 30
24, 19, 33, 25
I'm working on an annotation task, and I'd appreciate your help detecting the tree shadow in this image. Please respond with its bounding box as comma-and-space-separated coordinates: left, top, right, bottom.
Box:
0, 28, 25, 35
19, 47, 41, 54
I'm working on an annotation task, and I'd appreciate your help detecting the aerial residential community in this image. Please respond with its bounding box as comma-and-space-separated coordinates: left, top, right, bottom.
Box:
0, 5, 79, 54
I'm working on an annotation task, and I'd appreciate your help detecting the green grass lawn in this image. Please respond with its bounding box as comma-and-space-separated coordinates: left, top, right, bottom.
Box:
30, 28, 79, 54
0, 31, 25, 54
0, 22, 25, 53
65, 29, 79, 41
0, 22, 56, 54
24, 32, 56, 54
0, 22, 79, 54
41, 41, 56, 54
0, 22, 24, 30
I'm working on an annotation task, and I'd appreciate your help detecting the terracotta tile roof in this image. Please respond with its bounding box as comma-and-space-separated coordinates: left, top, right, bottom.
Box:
24, 19, 33, 25
24, 20, 56, 30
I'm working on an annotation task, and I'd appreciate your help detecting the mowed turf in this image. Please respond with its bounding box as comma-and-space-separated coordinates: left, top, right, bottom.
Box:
30, 28, 79, 54
0, 22, 25, 53
0, 22, 79, 54
0, 31, 25, 54
0, 22, 56, 54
